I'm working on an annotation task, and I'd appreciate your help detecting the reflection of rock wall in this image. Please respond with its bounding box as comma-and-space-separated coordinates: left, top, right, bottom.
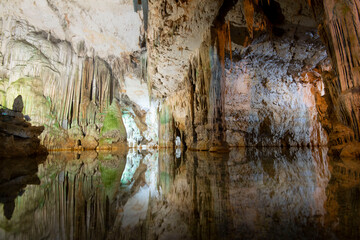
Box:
186, 152, 232, 240
228, 148, 330, 238
0, 155, 45, 221
0, 151, 127, 240
3, 148, 355, 239
148, 148, 331, 239
151, 150, 232, 240
325, 157, 360, 239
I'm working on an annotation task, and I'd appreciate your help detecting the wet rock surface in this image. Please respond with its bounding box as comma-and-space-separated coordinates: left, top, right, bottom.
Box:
312, 0, 360, 142
0, 107, 47, 158
154, 0, 333, 150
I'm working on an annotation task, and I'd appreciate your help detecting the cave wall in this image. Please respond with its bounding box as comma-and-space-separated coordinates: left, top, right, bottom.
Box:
147, 0, 224, 97
310, 0, 360, 155
156, 0, 331, 149
153, 0, 360, 153
0, 0, 359, 152
0, 18, 126, 150
0, 1, 158, 150
224, 25, 329, 147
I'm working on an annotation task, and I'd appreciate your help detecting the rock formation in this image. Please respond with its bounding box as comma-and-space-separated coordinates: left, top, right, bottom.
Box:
0, 148, 338, 239
308, 0, 360, 157
0, 0, 358, 155
12, 95, 23, 113
0, 154, 44, 220
0, 0, 154, 151
0, 96, 47, 158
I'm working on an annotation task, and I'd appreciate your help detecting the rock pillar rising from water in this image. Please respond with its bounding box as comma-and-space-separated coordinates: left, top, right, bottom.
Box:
208, 0, 238, 152
208, 28, 229, 152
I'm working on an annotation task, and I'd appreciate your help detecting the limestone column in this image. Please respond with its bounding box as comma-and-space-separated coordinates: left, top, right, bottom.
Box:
208, 0, 238, 151
315, 0, 360, 140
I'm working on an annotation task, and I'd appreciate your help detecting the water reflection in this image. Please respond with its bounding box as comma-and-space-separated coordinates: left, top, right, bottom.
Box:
0, 148, 359, 239
0, 156, 43, 221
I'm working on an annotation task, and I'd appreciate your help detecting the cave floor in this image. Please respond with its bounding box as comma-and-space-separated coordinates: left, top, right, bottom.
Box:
0, 148, 359, 240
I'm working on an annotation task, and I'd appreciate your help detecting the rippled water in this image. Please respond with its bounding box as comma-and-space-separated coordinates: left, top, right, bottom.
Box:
0, 148, 359, 240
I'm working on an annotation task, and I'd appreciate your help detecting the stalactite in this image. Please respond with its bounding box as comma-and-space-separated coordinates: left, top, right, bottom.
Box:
142, 0, 149, 32
314, 0, 360, 141
244, 0, 255, 39
215, 21, 232, 68
227, 21, 232, 64
158, 103, 175, 148
207, 18, 233, 151
147, 75, 152, 105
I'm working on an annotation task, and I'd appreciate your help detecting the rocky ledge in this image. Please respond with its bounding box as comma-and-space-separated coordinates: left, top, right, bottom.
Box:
0, 98, 48, 158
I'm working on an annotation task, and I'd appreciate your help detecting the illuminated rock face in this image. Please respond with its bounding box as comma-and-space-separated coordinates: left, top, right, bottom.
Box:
224, 30, 328, 147
0, 1, 155, 150
309, 0, 360, 156
0, 0, 359, 151
156, 1, 330, 149
0, 0, 143, 58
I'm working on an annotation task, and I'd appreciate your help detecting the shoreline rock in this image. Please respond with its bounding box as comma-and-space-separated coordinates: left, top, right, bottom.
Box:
0, 108, 48, 158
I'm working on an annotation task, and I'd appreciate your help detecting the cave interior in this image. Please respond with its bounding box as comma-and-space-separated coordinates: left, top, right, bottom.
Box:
0, 0, 359, 239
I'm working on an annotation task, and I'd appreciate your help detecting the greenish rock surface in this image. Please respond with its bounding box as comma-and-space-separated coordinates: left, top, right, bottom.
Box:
99, 102, 127, 146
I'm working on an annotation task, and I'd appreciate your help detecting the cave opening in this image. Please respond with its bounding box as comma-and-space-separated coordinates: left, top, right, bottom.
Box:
175, 127, 181, 147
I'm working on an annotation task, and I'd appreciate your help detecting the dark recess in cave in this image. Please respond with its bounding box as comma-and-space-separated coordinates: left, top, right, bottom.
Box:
259, 0, 285, 25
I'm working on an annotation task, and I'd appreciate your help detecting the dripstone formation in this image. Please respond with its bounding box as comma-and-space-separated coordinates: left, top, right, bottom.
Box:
0, 0, 358, 156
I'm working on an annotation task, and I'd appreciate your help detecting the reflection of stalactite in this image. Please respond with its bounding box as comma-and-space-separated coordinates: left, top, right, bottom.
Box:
51, 170, 108, 239
185, 151, 232, 239
0, 152, 128, 240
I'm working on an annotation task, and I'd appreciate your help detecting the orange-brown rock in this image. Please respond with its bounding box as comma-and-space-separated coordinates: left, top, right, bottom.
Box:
0, 112, 47, 158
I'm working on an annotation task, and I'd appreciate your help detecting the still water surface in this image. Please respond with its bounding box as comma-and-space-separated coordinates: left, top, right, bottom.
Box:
0, 148, 359, 240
